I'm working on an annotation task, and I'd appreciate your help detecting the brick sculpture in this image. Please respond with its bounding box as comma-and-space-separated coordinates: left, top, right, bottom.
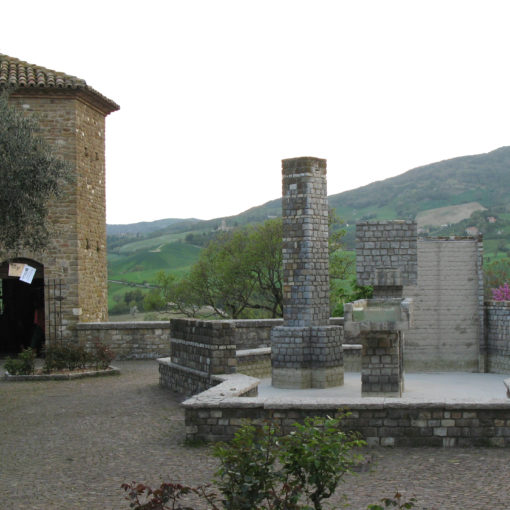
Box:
271, 157, 343, 388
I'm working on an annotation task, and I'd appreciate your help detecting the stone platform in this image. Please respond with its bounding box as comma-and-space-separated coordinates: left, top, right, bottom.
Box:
183, 371, 510, 446
258, 371, 509, 401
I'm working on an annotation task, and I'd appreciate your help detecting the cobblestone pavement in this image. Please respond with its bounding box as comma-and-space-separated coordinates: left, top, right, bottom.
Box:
1, 360, 510, 509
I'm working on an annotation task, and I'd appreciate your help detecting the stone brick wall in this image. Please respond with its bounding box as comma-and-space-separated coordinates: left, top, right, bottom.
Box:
183, 373, 510, 446
75, 321, 171, 359
159, 317, 354, 395
6, 91, 115, 343
159, 357, 214, 396
486, 301, 510, 373
170, 319, 237, 375
236, 348, 272, 378
403, 237, 484, 371
233, 319, 281, 349
356, 220, 418, 288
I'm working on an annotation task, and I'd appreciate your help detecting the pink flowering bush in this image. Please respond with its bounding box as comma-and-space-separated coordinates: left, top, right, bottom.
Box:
492, 283, 510, 301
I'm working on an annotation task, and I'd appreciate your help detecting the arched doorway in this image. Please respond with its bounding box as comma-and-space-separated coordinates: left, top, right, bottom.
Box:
0, 259, 45, 355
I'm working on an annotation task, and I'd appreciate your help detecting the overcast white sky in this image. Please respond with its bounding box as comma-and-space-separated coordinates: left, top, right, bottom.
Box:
2, 1, 510, 224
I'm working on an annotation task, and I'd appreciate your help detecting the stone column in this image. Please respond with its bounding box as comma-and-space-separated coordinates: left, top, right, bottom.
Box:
271, 157, 343, 388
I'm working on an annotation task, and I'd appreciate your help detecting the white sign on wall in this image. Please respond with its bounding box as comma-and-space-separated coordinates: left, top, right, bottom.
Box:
19, 264, 36, 284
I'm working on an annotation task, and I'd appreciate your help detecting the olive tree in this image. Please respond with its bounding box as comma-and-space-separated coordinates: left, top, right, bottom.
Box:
0, 91, 71, 253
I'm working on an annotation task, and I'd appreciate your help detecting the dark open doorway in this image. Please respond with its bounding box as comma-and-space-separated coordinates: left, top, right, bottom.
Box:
0, 259, 45, 356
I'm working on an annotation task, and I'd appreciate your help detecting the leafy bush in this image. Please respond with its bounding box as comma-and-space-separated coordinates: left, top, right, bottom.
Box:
43, 344, 88, 373
43, 344, 90, 373
214, 415, 365, 510
368, 491, 417, 509
123, 414, 417, 509
4, 347, 36, 375
42, 341, 115, 373
122, 481, 219, 510
91, 340, 115, 370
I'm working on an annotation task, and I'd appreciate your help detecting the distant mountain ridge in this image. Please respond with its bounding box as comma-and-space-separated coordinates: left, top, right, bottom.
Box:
107, 146, 510, 237
107, 218, 200, 236
107, 146, 510, 303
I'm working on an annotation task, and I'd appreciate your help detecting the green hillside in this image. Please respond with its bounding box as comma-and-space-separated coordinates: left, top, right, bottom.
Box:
329, 146, 510, 220
108, 241, 201, 284
107, 146, 510, 311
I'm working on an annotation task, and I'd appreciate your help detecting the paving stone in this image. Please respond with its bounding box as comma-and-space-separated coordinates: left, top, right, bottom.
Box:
1, 360, 510, 509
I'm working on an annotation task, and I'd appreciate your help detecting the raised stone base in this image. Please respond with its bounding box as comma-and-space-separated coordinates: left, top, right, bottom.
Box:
361, 331, 403, 397
272, 366, 344, 389
272, 367, 313, 389
271, 325, 344, 389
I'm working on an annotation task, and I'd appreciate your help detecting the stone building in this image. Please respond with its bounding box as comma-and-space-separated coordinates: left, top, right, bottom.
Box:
0, 54, 119, 354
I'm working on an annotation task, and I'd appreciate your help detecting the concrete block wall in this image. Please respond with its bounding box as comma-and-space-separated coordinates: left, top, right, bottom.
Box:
75, 321, 171, 359
404, 238, 484, 371
486, 301, 510, 373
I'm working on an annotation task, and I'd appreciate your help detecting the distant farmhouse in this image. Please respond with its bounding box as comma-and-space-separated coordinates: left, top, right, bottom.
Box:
0, 54, 119, 354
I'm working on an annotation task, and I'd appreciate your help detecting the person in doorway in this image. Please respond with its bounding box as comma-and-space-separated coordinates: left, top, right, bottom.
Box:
30, 300, 45, 356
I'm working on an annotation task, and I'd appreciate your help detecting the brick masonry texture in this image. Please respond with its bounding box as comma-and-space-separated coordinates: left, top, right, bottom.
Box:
486, 301, 510, 373
183, 372, 510, 446
280, 157, 330, 327
2, 56, 118, 345
272, 157, 343, 388
403, 238, 484, 371
356, 220, 418, 288
158, 318, 355, 395
360, 331, 403, 396
75, 321, 171, 359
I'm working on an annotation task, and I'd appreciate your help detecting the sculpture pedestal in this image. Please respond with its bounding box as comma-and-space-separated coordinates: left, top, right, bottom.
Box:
271, 325, 344, 389
360, 330, 404, 397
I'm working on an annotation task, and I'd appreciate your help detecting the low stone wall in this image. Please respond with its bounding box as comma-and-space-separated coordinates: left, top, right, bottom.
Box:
75, 321, 171, 359
183, 373, 510, 446
232, 319, 282, 349
170, 319, 237, 375
159, 358, 213, 396
486, 301, 510, 373
160, 318, 357, 395
236, 348, 272, 378
234, 344, 362, 379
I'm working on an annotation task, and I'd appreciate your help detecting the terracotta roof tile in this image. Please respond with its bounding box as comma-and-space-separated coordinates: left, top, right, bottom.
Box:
0, 53, 119, 113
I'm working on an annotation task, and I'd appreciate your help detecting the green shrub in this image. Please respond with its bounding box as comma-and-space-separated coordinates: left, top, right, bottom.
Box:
4, 348, 35, 375
123, 414, 418, 510
42, 341, 114, 373
4, 347, 35, 375
214, 414, 365, 510
90, 340, 115, 370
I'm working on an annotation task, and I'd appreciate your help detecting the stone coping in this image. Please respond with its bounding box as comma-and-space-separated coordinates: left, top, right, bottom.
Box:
183, 373, 260, 406
76, 321, 171, 330
158, 357, 208, 379
182, 372, 510, 410
3, 366, 120, 381
236, 347, 272, 357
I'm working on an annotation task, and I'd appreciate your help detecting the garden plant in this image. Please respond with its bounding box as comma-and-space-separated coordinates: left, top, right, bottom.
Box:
122, 415, 417, 509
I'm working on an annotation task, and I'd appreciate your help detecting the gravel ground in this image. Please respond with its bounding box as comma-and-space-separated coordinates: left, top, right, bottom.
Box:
1, 360, 509, 509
